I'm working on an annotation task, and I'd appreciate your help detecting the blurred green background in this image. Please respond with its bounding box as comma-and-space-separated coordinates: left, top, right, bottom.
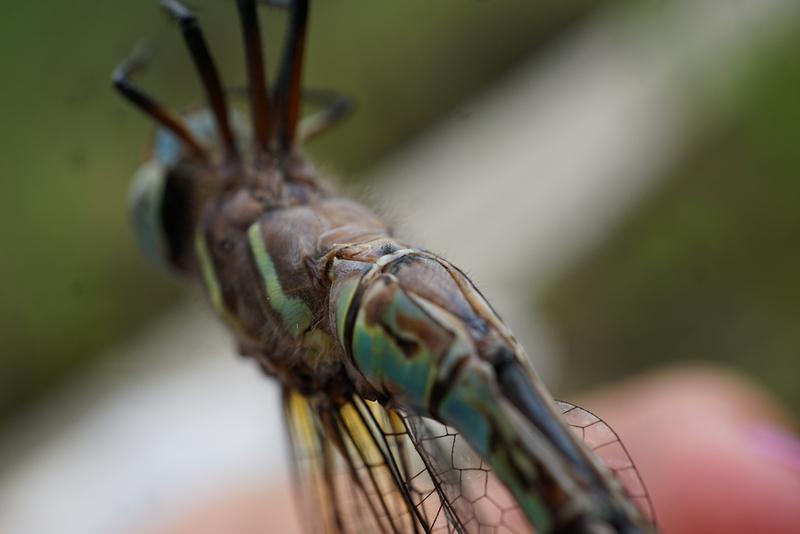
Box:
1, 0, 798, 433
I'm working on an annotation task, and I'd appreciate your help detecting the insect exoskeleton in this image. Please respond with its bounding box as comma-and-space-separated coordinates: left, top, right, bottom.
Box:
115, 1, 655, 532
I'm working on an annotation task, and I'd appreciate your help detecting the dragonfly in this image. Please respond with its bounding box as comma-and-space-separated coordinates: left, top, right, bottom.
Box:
114, 1, 655, 532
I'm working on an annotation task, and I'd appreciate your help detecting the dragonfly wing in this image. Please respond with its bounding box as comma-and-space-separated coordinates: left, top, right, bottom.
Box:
400, 411, 533, 534
285, 390, 654, 533
284, 389, 432, 533
284, 389, 344, 533
332, 397, 425, 533
285, 389, 534, 533
555, 400, 656, 524
344, 396, 539, 533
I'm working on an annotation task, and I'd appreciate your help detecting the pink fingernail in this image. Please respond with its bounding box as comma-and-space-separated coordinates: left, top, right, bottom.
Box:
750, 424, 800, 474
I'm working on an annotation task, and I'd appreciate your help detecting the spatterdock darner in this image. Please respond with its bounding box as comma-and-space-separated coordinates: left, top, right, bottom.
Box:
114, 1, 655, 532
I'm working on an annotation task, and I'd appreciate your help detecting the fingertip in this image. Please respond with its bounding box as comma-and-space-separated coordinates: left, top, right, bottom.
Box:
582, 365, 800, 534
148, 482, 300, 534
648, 411, 800, 533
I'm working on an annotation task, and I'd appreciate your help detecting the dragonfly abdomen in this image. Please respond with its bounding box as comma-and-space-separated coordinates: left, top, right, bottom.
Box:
325, 243, 651, 533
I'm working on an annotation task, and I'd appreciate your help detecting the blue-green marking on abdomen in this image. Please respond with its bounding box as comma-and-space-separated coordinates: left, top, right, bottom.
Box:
351, 284, 439, 409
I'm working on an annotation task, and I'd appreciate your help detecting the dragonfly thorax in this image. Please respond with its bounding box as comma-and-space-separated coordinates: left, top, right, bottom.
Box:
193, 175, 393, 394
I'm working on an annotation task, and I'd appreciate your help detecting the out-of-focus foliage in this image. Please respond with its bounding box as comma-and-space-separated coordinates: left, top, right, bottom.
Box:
541, 23, 800, 412
0, 1, 596, 424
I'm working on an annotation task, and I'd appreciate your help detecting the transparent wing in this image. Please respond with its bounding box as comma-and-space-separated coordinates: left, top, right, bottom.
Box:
283, 389, 342, 533
284, 390, 529, 533
400, 401, 657, 532
556, 400, 656, 524
284, 391, 654, 533
332, 397, 422, 533
400, 411, 532, 534
284, 390, 428, 533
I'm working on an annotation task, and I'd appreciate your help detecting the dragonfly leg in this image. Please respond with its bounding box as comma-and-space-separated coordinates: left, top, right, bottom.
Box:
220, 84, 352, 145
161, 0, 240, 167
259, 0, 292, 8
235, 0, 272, 159
272, 0, 309, 154
298, 89, 354, 144
112, 46, 208, 160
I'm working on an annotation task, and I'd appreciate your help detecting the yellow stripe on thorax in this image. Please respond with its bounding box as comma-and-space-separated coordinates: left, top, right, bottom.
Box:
247, 222, 313, 339
195, 231, 245, 335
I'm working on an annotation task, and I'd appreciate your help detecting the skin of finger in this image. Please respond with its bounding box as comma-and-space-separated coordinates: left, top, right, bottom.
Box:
580, 364, 800, 534
148, 483, 301, 534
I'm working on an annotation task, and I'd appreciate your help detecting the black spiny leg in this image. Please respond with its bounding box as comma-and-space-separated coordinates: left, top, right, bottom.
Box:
298, 89, 353, 144
254, 1, 351, 145
112, 46, 208, 160
161, 0, 240, 168
272, 0, 309, 155
223, 85, 353, 145
236, 0, 271, 161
